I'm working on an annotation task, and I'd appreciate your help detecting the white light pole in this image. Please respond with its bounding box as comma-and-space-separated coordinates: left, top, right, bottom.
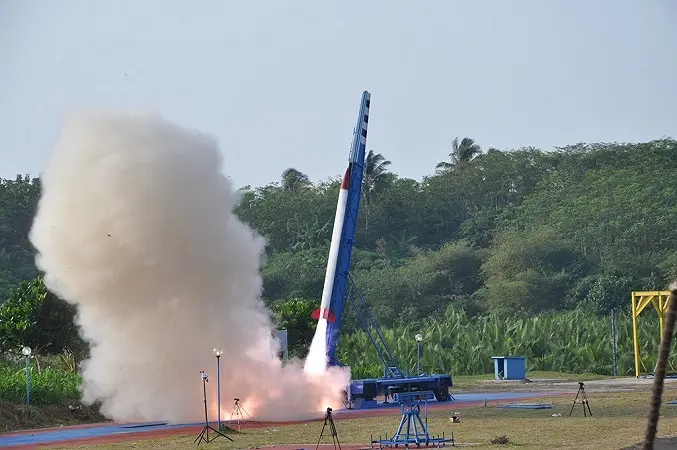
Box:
213, 348, 223, 430
21, 346, 31, 406
415, 334, 422, 376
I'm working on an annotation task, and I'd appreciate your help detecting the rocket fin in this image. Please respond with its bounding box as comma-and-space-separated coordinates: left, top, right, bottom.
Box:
311, 308, 336, 323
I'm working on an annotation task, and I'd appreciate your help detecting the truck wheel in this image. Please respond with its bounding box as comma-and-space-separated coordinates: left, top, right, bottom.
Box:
434, 387, 450, 402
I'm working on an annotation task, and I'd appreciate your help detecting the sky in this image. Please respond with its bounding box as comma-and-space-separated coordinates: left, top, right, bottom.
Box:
1, 0, 676, 189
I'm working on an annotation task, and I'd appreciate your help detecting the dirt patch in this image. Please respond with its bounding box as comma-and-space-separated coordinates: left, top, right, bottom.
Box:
0, 400, 107, 433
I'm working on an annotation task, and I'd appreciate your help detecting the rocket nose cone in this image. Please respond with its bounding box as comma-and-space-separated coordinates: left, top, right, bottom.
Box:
341, 168, 350, 190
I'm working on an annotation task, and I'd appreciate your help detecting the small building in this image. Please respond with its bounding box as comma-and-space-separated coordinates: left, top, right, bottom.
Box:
276, 328, 288, 360
491, 356, 526, 381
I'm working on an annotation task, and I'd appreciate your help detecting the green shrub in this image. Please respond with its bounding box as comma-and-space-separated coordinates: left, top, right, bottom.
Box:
0, 365, 80, 406
337, 308, 675, 378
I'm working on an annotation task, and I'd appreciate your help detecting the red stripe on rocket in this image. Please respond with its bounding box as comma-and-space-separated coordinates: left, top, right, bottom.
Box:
311, 167, 351, 323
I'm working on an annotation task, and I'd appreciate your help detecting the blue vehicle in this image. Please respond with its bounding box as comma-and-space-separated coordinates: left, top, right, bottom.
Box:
315, 91, 453, 409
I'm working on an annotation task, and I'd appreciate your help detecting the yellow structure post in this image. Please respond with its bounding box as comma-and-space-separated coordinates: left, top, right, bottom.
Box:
631, 291, 672, 378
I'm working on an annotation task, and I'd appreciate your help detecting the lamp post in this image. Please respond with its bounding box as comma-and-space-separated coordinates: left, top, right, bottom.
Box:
21, 346, 31, 406
415, 334, 422, 376
213, 348, 223, 430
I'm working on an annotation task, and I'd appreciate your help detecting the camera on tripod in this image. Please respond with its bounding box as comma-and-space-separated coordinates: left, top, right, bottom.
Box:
569, 381, 591, 417
318, 406, 340, 448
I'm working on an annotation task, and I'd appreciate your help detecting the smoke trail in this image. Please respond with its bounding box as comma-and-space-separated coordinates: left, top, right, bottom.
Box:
29, 110, 351, 423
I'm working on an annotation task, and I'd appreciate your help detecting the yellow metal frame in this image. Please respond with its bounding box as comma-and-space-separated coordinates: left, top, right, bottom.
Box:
631, 291, 672, 377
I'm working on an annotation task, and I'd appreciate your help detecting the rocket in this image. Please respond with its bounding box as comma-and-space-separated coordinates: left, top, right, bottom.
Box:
311, 168, 350, 323
311, 91, 370, 329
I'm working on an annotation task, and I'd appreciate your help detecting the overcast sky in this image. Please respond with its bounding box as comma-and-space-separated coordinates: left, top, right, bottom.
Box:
1, 0, 676, 189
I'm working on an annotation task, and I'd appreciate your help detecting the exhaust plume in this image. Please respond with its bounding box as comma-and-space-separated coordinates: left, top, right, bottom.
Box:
29, 110, 351, 423
304, 319, 329, 375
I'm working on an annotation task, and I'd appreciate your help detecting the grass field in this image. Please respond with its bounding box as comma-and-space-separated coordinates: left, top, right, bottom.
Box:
53, 384, 677, 450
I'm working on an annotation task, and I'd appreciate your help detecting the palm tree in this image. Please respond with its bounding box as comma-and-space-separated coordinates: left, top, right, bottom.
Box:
362, 150, 392, 230
363, 150, 392, 205
281, 168, 311, 193
435, 137, 482, 172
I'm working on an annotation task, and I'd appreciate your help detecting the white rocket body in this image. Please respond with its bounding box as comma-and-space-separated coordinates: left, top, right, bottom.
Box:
311, 168, 350, 323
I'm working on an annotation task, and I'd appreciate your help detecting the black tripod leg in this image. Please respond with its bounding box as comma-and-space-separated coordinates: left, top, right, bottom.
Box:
569, 389, 581, 417
330, 418, 341, 450
583, 391, 592, 416
317, 420, 328, 450
580, 390, 587, 417
194, 427, 207, 445
208, 425, 234, 441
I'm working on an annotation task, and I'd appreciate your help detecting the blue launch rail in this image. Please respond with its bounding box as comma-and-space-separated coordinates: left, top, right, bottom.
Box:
344, 275, 452, 409
321, 91, 453, 409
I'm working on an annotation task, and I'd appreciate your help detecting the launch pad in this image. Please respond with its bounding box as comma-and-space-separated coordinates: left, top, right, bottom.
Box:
309, 91, 454, 410
370, 391, 455, 448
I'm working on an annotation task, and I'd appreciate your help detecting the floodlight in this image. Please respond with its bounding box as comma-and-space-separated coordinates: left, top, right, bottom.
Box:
415, 335, 423, 376
21, 346, 32, 406
213, 348, 224, 429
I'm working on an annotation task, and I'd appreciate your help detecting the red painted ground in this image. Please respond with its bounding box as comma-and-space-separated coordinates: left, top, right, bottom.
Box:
3, 394, 564, 448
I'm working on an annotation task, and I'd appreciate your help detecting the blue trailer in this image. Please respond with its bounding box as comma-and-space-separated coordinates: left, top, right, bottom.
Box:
317, 91, 453, 409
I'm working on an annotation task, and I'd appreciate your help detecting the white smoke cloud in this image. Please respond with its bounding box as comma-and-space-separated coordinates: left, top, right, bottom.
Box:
29, 110, 351, 423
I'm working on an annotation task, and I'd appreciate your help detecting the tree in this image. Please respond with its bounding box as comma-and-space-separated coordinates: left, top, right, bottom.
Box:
362, 150, 393, 230
578, 272, 649, 315
0, 174, 42, 302
363, 150, 392, 205
435, 137, 482, 171
353, 241, 485, 327
501, 139, 677, 279
269, 298, 319, 358
478, 226, 592, 315
0, 276, 86, 365
281, 168, 311, 193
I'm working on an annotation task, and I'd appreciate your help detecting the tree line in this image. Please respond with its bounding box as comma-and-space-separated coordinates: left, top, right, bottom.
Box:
1, 136, 676, 360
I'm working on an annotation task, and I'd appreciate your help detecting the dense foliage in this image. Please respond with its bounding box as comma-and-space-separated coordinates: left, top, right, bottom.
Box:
0, 356, 80, 405
336, 307, 664, 379
250, 140, 677, 330
0, 175, 41, 301
0, 276, 86, 357
1, 139, 677, 379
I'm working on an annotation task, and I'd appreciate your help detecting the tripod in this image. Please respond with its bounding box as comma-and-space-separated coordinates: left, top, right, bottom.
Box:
316, 407, 341, 450
194, 371, 233, 445
568, 382, 592, 417
230, 398, 265, 431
